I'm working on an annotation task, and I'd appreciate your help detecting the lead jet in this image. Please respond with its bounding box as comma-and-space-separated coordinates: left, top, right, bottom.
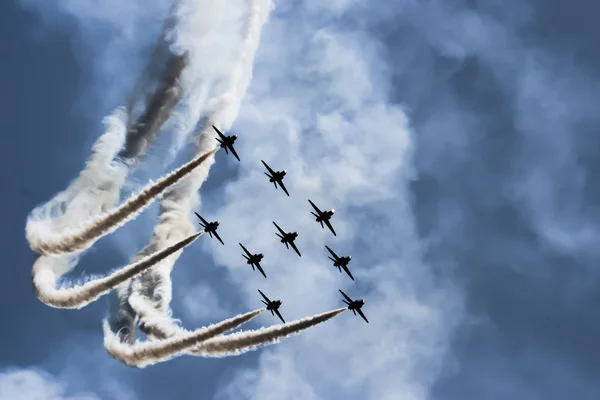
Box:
194, 212, 224, 245
325, 245, 354, 281
308, 199, 336, 236
239, 243, 267, 278
212, 125, 240, 161
258, 289, 285, 323
272, 221, 301, 257
339, 289, 368, 323
261, 160, 289, 196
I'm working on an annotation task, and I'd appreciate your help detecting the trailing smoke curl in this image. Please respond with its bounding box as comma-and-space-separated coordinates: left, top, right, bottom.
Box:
25, 0, 346, 367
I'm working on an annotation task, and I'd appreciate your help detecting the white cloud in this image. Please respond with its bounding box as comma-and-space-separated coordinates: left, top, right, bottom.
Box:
0, 368, 99, 400
197, 1, 462, 399
16, 0, 462, 397
180, 281, 229, 323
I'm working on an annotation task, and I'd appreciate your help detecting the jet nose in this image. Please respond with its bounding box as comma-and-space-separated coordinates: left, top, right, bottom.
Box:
361, 299, 366, 304
216, 221, 220, 226
233, 135, 238, 139
331, 209, 336, 214
283, 170, 287, 174
349, 255, 352, 260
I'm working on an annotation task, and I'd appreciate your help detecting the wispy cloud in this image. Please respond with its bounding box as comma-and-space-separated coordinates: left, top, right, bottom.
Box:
0, 368, 100, 400
199, 1, 462, 398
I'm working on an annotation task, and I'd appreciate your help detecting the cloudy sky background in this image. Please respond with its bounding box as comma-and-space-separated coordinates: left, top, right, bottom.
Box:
2, 0, 600, 399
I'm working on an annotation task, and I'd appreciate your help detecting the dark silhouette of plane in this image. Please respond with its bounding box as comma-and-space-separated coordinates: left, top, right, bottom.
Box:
272, 221, 301, 257
239, 243, 267, 278
339, 289, 368, 323
261, 160, 289, 196
194, 212, 224, 245
325, 245, 354, 281
258, 289, 285, 323
212, 125, 240, 161
308, 199, 336, 236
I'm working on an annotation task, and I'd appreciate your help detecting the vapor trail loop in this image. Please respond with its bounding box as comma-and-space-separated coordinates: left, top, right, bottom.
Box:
32, 231, 203, 309
103, 308, 265, 367
27, 148, 217, 256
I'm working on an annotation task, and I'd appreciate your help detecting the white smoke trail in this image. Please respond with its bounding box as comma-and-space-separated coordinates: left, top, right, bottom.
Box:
193, 308, 347, 357
32, 231, 203, 309
129, 292, 346, 358
129, 299, 347, 358
27, 108, 130, 239
102, 308, 265, 367
111, 0, 274, 339
26, 147, 218, 256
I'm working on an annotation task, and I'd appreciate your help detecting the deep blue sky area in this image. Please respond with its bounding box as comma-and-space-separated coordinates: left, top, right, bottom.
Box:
3, 0, 600, 399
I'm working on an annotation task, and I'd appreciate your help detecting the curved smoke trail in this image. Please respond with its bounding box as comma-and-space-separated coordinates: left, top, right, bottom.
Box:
26, 0, 345, 368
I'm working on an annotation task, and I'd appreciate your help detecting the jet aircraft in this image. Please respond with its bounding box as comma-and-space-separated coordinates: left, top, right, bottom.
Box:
258, 289, 285, 323
239, 243, 267, 278
194, 212, 224, 245
212, 125, 240, 161
308, 199, 336, 236
325, 245, 354, 281
339, 289, 368, 323
261, 160, 289, 196
272, 221, 301, 257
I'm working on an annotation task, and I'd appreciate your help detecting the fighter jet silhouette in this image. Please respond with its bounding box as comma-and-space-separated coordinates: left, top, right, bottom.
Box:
213, 125, 240, 161
240, 243, 267, 278
194, 212, 224, 245
339, 289, 368, 323
258, 289, 285, 323
325, 245, 354, 281
272, 221, 301, 257
261, 160, 289, 196
308, 199, 336, 236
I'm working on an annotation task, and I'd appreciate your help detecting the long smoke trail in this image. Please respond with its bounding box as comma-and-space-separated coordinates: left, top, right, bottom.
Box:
103, 308, 265, 367
195, 308, 346, 357
129, 297, 346, 358
119, 53, 188, 162
26, 147, 217, 256
109, 0, 274, 343
32, 231, 203, 309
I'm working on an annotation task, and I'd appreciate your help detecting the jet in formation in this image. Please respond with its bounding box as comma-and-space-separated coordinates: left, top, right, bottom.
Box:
258, 289, 285, 323
272, 221, 301, 257
213, 125, 240, 161
261, 160, 289, 196
339, 289, 368, 323
240, 243, 267, 278
325, 245, 354, 281
194, 212, 224, 245
308, 199, 336, 236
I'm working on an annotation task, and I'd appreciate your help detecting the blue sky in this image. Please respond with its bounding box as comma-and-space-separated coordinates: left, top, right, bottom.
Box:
2, 0, 600, 399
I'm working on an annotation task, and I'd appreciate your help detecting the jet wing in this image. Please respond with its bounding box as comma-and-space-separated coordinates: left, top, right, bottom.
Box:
261, 160, 275, 175
194, 212, 209, 226
272, 221, 287, 236
289, 241, 302, 257
228, 144, 240, 161
255, 262, 267, 279
356, 308, 369, 323
342, 265, 355, 281
278, 179, 290, 197
325, 245, 340, 261
212, 230, 225, 245
239, 243, 253, 257
324, 219, 337, 236
258, 289, 271, 304
212, 125, 227, 141
308, 199, 323, 215
339, 289, 353, 303
274, 308, 286, 324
